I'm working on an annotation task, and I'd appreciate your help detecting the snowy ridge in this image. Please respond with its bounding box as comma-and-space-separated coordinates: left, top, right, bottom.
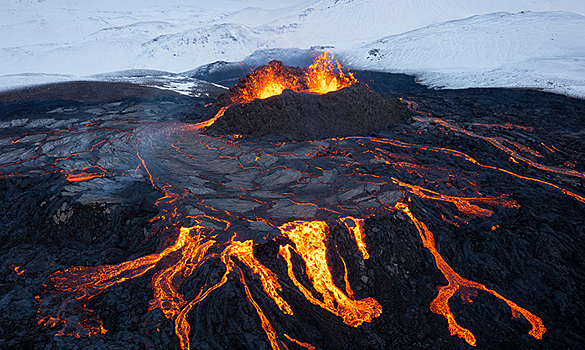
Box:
128, 23, 280, 73
268, 0, 552, 46
0, 73, 77, 92
341, 11, 585, 98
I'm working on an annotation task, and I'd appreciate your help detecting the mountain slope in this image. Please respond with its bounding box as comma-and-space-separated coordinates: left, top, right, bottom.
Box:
2, 0, 585, 75
128, 24, 280, 73
342, 11, 585, 97
270, 0, 561, 46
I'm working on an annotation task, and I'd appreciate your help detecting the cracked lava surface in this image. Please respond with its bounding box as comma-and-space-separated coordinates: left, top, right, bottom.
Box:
2, 57, 584, 350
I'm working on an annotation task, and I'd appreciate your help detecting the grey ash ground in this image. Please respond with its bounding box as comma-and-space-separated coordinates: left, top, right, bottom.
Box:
0, 70, 584, 350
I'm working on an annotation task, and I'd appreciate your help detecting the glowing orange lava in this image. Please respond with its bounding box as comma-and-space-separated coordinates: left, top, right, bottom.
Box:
284, 334, 316, 350
394, 202, 546, 346
340, 216, 370, 259
38, 226, 205, 337
226, 52, 356, 106
39, 216, 377, 350
305, 53, 356, 95
277, 220, 382, 327
29, 76, 582, 350
65, 166, 107, 182
229, 239, 293, 315
191, 107, 228, 131
11, 265, 24, 275
401, 99, 585, 181
392, 178, 520, 218
345, 135, 585, 205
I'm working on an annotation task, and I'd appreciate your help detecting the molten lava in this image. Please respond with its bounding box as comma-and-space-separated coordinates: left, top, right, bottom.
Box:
277, 220, 382, 327
223, 52, 356, 106
65, 166, 107, 182
305, 53, 356, 94
340, 216, 370, 260
38, 218, 375, 350
394, 202, 546, 346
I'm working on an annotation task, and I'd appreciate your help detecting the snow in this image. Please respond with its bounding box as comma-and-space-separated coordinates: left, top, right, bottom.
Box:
341, 11, 585, 98
128, 23, 281, 73
1, 0, 585, 98
0, 73, 77, 92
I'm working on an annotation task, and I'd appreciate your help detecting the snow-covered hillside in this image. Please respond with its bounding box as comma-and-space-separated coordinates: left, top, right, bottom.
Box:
128, 24, 281, 73
268, 0, 564, 46
1, 0, 585, 97
342, 11, 585, 98
0, 0, 307, 75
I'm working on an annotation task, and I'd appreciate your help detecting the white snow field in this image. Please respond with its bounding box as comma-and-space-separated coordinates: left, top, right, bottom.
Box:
341, 11, 585, 98
1, 0, 584, 97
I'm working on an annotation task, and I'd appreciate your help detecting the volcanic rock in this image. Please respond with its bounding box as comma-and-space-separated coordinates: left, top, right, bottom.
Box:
205, 82, 408, 140
1, 74, 585, 350
0, 81, 184, 103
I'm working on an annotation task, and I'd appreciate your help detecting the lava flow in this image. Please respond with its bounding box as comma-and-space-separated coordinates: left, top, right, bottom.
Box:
278, 220, 382, 327
394, 202, 546, 346
38, 218, 378, 350
27, 55, 585, 350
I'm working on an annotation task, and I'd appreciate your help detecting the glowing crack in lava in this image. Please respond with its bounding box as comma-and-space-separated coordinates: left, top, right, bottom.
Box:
38, 218, 379, 350
28, 66, 582, 349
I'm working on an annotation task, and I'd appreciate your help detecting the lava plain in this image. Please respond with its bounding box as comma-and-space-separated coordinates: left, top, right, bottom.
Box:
0, 69, 584, 350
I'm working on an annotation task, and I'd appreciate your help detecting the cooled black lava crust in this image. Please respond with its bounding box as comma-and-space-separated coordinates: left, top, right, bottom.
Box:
204, 82, 409, 141
0, 75, 584, 350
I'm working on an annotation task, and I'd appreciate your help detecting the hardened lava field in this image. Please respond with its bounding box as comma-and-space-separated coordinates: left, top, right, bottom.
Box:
0, 56, 584, 350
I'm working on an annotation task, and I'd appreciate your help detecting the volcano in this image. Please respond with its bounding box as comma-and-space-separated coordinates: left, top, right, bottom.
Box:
0, 58, 584, 350
204, 55, 408, 140
205, 81, 408, 140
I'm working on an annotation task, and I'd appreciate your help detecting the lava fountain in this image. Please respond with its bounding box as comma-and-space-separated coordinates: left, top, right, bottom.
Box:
222, 52, 356, 105
191, 52, 356, 133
